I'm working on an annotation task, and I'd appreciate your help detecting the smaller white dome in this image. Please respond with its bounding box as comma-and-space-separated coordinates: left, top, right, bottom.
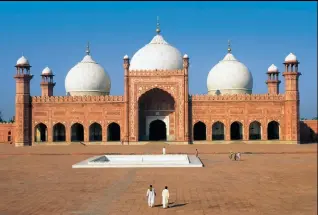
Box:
268, 64, 278, 72
123, 55, 129, 59
207, 52, 253, 95
285, 53, 297, 63
183, 54, 189, 59
42, 66, 53, 75
16, 56, 29, 66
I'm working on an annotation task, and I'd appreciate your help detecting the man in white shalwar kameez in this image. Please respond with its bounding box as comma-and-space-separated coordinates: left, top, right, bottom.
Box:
146, 185, 156, 207
162, 147, 166, 155
162, 186, 170, 208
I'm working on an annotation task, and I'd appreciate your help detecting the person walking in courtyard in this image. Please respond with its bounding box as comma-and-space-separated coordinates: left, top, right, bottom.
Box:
162, 186, 170, 208
146, 185, 156, 207
162, 146, 166, 155
195, 149, 199, 157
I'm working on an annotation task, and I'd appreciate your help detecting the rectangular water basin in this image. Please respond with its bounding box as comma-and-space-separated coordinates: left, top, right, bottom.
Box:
72, 154, 203, 168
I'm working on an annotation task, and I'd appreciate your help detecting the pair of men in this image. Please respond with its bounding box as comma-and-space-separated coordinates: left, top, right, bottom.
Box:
146, 185, 170, 208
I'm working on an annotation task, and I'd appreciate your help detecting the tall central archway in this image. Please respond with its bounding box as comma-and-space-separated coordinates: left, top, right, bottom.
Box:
138, 88, 175, 141
149, 120, 167, 141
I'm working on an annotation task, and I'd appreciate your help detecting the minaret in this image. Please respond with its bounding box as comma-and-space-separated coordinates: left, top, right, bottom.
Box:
123, 54, 130, 143
14, 55, 33, 146
266, 64, 281, 94
183, 54, 190, 142
282, 53, 301, 143
40, 67, 55, 96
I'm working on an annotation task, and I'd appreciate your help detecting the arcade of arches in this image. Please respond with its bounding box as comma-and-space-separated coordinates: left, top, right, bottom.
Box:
138, 88, 175, 141
34, 120, 280, 143
192, 121, 280, 141
34, 122, 121, 143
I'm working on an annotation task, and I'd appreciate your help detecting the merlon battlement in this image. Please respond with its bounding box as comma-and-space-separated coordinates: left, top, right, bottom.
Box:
31, 95, 124, 103
191, 94, 285, 101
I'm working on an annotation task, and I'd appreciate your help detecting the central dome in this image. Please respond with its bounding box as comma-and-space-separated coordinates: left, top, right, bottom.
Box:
65, 45, 111, 96
129, 31, 183, 71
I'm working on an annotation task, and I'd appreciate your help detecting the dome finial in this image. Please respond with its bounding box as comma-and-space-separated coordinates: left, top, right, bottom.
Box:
227, 40, 232, 53
156, 16, 161, 34
86, 42, 90, 55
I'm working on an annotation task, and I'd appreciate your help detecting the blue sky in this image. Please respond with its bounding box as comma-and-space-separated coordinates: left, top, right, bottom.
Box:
0, 1, 317, 119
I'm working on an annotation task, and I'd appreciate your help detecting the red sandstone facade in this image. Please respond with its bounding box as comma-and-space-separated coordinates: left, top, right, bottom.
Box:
0, 55, 316, 146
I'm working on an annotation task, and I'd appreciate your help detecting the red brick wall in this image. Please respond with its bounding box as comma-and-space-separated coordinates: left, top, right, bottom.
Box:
0, 123, 15, 143
300, 120, 318, 143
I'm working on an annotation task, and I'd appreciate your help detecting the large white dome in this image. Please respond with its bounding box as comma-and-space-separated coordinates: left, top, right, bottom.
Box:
207, 52, 253, 95
129, 33, 183, 71
65, 48, 111, 96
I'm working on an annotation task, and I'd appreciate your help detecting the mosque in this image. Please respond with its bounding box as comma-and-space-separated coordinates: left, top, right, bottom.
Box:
0, 21, 309, 146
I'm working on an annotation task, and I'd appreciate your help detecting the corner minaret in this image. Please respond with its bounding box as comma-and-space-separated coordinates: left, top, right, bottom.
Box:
123, 54, 130, 143
266, 64, 281, 94
282, 53, 301, 143
183, 54, 190, 142
14, 55, 33, 146
40, 67, 55, 96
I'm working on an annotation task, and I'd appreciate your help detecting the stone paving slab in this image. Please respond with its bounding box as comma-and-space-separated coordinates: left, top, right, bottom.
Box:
0, 144, 317, 215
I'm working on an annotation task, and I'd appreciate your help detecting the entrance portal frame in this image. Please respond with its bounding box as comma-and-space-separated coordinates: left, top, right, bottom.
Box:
146, 116, 169, 139
126, 71, 188, 142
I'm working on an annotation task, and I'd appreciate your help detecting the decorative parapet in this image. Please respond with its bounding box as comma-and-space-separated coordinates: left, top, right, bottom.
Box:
31, 95, 124, 103
0, 122, 15, 124
191, 94, 285, 101
129, 69, 184, 76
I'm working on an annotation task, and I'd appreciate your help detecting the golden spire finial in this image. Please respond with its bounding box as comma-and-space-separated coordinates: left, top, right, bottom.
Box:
156, 16, 161, 34
86, 42, 90, 55
227, 40, 232, 53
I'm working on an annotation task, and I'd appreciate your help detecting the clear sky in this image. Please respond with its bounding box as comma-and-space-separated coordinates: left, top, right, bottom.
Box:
0, 1, 317, 120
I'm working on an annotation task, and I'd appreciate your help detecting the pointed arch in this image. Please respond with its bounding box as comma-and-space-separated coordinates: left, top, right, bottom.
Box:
230, 121, 243, 140
34, 123, 48, 142
268, 121, 280, 140
193, 121, 206, 141
71, 123, 84, 142
249, 121, 261, 140
212, 121, 225, 140
149, 120, 167, 141
53, 123, 66, 142
89, 122, 102, 141
107, 122, 120, 141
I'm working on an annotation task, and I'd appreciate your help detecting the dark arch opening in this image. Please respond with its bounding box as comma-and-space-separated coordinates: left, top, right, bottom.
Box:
138, 88, 175, 141
34, 123, 47, 142
8, 131, 12, 142
230, 121, 243, 140
193, 121, 206, 141
212, 121, 225, 140
89, 123, 102, 141
107, 123, 120, 141
149, 120, 167, 141
53, 123, 66, 142
267, 121, 279, 140
249, 121, 261, 140
71, 123, 84, 142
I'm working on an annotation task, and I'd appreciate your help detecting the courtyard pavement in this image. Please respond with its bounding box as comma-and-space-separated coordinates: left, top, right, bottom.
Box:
0, 143, 317, 215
